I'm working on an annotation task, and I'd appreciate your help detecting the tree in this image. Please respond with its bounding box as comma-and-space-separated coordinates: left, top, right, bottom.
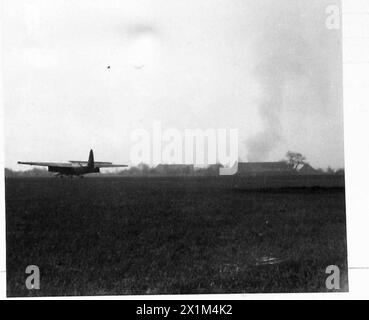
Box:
286, 151, 306, 170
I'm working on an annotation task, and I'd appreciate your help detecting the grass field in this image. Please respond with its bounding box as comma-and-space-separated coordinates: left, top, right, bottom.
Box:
6, 175, 348, 296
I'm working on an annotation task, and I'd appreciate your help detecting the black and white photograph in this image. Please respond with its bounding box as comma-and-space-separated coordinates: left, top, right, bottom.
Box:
2, 0, 348, 297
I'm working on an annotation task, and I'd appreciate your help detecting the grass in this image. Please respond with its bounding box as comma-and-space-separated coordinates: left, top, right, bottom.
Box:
5, 176, 348, 296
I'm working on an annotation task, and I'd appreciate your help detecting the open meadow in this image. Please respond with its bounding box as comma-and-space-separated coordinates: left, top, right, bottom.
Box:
5, 175, 347, 296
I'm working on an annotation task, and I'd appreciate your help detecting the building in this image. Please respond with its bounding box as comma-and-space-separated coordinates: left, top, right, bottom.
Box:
154, 164, 194, 176
236, 162, 294, 176
296, 163, 318, 175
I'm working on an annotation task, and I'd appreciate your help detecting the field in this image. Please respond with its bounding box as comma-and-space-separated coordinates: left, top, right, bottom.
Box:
6, 175, 348, 296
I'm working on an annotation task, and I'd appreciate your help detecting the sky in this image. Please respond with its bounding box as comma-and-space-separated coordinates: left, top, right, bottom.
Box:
1, 0, 344, 169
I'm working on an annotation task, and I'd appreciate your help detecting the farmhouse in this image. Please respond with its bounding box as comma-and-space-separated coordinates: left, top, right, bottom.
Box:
236, 162, 294, 176
155, 164, 194, 176
296, 163, 318, 175
236, 162, 318, 176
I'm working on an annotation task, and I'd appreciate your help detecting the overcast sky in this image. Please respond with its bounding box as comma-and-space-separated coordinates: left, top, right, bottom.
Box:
2, 0, 343, 169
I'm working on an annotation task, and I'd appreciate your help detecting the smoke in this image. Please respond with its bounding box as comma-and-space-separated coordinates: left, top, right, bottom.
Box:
246, 71, 286, 162
246, 38, 306, 161
246, 0, 337, 162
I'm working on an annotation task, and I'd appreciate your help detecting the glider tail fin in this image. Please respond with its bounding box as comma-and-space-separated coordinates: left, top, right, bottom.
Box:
88, 149, 94, 168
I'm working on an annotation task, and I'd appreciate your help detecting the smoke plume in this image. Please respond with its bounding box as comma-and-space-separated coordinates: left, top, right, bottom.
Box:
246, 0, 338, 162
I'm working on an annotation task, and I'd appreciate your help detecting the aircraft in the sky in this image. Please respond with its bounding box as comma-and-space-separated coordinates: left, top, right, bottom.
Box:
18, 149, 128, 177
